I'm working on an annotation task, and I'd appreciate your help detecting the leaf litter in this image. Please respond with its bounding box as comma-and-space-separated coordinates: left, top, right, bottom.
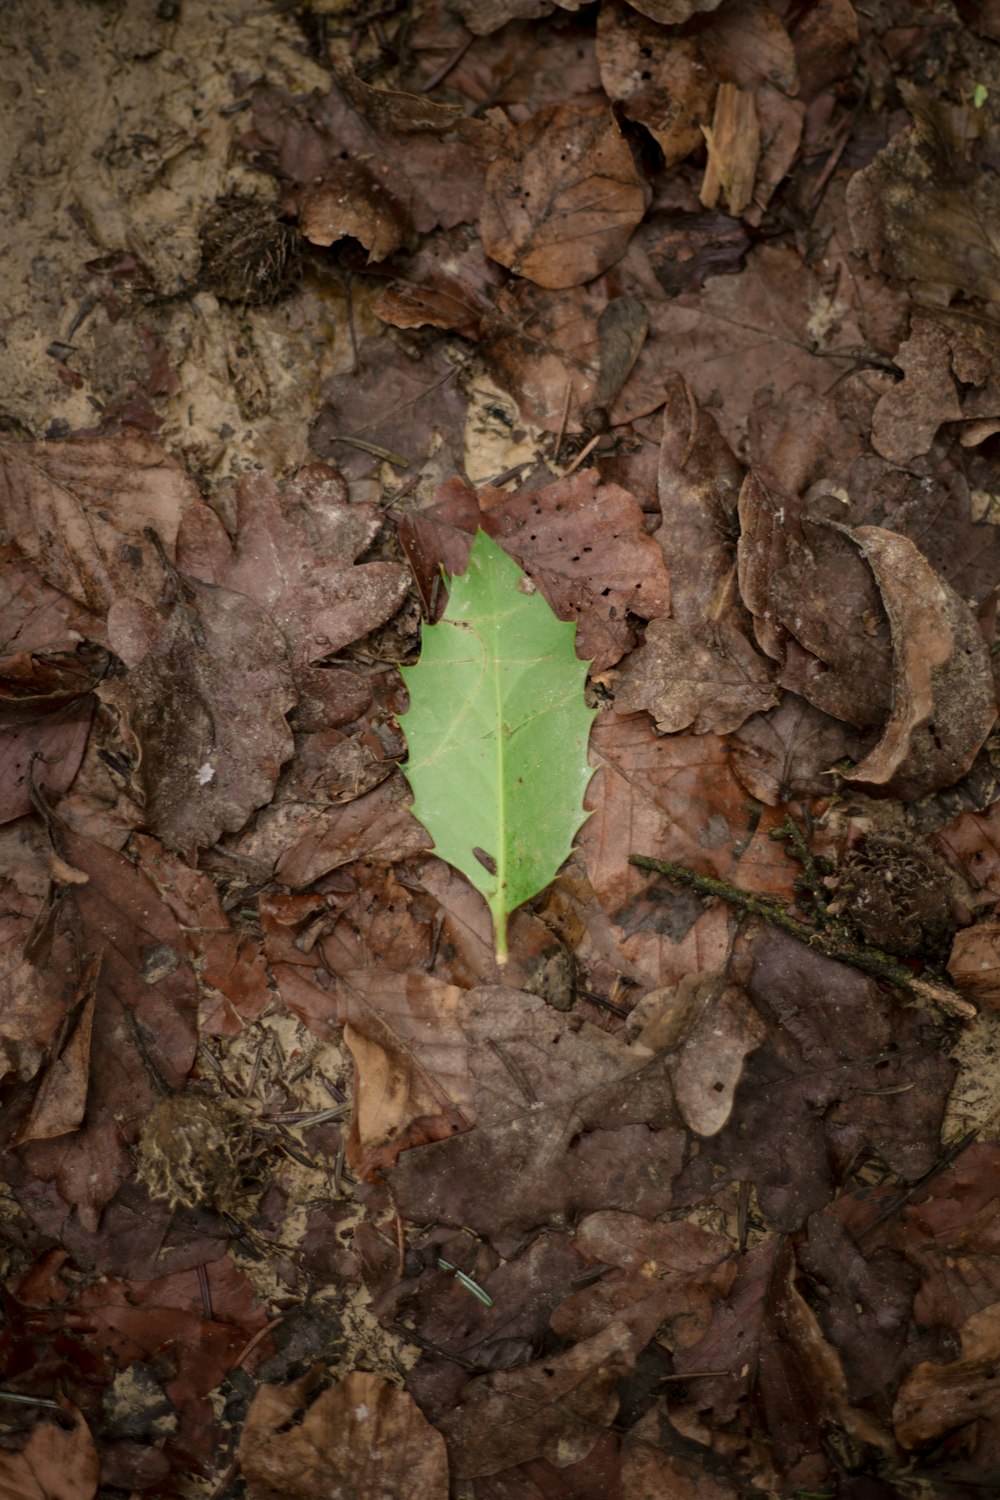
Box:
4, 1, 1000, 1496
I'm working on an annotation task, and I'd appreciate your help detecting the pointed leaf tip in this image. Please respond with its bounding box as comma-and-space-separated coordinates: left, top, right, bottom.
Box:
399, 528, 595, 961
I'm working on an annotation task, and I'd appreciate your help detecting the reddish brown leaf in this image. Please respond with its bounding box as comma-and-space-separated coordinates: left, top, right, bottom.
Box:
480, 104, 649, 288
0, 434, 198, 615
400, 469, 671, 671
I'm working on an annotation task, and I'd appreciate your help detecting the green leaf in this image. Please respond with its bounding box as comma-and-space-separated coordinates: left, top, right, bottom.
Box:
399, 528, 596, 961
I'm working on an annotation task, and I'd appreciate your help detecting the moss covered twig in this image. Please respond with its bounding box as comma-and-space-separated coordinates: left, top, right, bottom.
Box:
627, 851, 974, 1015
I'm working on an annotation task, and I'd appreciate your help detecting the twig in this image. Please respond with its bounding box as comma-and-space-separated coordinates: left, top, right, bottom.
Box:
628, 852, 969, 1009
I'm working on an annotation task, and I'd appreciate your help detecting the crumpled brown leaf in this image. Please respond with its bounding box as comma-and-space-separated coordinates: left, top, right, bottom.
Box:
597, 1, 713, 167
835, 523, 997, 801
239, 1370, 448, 1500
481, 104, 649, 288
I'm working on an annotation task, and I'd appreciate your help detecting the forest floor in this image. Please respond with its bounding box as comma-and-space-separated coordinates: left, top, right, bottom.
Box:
4, 0, 1000, 1496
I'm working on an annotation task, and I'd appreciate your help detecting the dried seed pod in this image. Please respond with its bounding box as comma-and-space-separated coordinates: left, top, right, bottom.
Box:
825, 833, 957, 959
198, 194, 301, 305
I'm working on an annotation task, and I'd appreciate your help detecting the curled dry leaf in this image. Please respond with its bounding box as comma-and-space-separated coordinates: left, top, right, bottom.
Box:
597, 0, 714, 166
948, 918, 1000, 1009
480, 104, 649, 288
894, 1302, 1000, 1461
298, 160, 407, 262
239, 1370, 448, 1500
834, 524, 997, 801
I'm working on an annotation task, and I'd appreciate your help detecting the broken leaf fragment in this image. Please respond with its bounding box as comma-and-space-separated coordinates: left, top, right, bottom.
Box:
399, 528, 595, 962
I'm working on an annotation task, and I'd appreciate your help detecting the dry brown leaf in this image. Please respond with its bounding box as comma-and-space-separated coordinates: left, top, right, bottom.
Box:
104, 580, 294, 858
333, 970, 472, 1171
240, 1371, 448, 1500
581, 710, 795, 988
894, 1302, 1000, 1461
298, 160, 407, 262
847, 89, 1000, 305
948, 918, 1000, 1008
0, 1401, 99, 1500
666, 973, 767, 1136
177, 465, 409, 664
610, 243, 864, 449
728, 693, 874, 806
400, 469, 671, 672
438, 1304, 654, 1478
737, 472, 893, 730
836, 524, 997, 800
624, 0, 723, 20
597, 1, 714, 167
871, 313, 1000, 464
656, 376, 745, 622
612, 618, 779, 735
0, 646, 104, 824
13, 958, 97, 1145
0, 434, 198, 616
15, 828, 198, 1233
480, 104, 649, 288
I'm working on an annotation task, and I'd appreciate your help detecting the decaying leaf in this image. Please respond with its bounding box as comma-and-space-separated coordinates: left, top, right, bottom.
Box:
480, 104, 650, 288
240, 1370, 448, 1500
104, 578, 294, 858
612, 617, 779, 735
0, 434, 197, 615
400, 529, 595, 959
